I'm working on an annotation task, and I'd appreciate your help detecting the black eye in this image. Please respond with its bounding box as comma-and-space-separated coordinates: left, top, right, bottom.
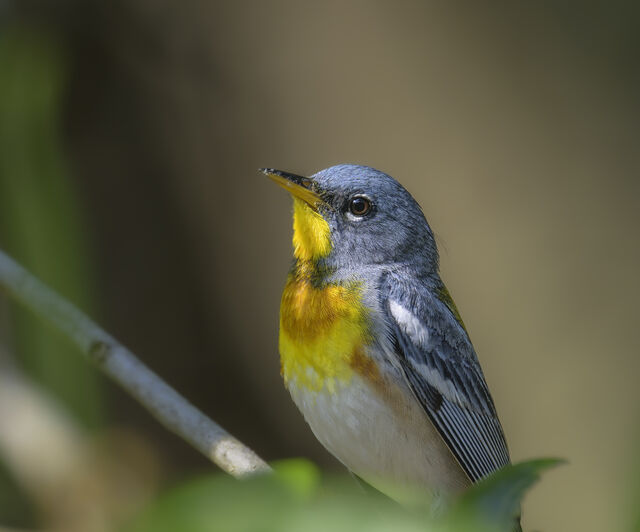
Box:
349, 196, 372, 217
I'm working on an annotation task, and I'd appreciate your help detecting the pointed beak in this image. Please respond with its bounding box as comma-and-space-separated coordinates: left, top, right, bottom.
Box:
260, 168, 324, 210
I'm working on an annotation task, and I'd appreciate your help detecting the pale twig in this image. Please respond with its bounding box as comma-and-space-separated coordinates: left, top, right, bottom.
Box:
0, 249, 270, 478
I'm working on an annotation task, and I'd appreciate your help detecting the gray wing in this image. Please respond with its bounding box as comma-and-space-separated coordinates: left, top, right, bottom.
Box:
380, 273, 510, 483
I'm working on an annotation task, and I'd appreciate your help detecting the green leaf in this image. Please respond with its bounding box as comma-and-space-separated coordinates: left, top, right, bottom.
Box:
445, 458, 566, 531
124, 458, 564, 532
270, 458, 322, 500
124, 472, 299, 532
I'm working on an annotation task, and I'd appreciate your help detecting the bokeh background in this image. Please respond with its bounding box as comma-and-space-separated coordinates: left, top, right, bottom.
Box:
1, 2, 639, 531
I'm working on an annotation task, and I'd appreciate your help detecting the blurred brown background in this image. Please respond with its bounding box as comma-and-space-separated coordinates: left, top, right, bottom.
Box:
1, 1, 639, 531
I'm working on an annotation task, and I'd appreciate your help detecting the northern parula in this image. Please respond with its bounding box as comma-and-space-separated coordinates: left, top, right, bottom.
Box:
263, 164, 511, 503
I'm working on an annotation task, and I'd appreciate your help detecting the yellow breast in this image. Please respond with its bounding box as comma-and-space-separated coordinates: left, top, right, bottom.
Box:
279, 272, 373, 393
279, 195, 375, 393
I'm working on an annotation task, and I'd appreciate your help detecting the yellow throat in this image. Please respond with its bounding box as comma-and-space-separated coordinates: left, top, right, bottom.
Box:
279, 199, 373, 393
291, 197, 332, 261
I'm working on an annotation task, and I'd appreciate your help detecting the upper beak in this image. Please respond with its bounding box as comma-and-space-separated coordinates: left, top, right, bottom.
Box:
260, 168, 324, 210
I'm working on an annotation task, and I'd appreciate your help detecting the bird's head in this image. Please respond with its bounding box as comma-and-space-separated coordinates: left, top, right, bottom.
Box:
262, 164, 439, 274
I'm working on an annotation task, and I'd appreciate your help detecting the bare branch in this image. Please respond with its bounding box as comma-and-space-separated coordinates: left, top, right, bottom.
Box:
0, 249, 271, 478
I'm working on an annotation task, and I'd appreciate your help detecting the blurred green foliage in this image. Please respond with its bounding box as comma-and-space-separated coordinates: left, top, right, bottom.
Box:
0, 459, 37, 529
124, 458, 561, 532
629, 432, 640, 532
0, 24, 103, 427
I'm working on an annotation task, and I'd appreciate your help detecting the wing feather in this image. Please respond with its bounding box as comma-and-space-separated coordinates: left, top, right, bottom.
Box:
382, 276, 510, 483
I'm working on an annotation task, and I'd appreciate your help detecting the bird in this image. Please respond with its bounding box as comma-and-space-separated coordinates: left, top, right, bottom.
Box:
262, 164, 512, 507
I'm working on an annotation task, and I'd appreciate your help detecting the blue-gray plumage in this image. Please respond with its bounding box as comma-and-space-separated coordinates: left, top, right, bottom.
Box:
305, 164, 511, 484
264, 164, 513, 511
380, 270, 510, 482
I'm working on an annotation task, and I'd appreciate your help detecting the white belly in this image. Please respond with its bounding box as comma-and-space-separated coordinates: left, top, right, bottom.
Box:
287, 371, 470, 501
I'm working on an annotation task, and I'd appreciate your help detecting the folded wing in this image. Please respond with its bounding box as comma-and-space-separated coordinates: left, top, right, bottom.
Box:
381, 275, 510, 482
